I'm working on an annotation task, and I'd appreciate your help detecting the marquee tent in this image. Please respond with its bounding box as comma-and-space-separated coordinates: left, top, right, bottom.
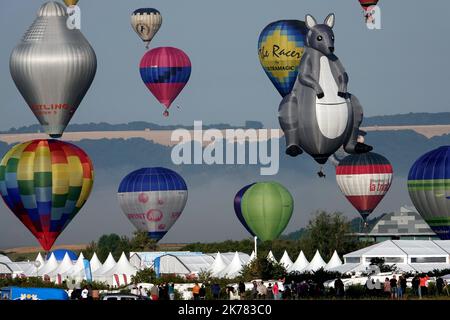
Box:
156, 254, 215, 276
90, 253, 103, 273
279, 251, 293, 269
288, 251, 309, 273
305, 250, 326, 272
325, 251, 343, 270
100, 253, 138, 286
209, 252, 227, 276
48, 253, 74, 282
92, 253, 116, 278
216, 252, 245, 279
37, 253, 59, 277
267, 251, 277, 264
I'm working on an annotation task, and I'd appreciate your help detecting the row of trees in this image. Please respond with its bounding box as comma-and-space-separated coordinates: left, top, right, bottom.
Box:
183, 211, 371, 262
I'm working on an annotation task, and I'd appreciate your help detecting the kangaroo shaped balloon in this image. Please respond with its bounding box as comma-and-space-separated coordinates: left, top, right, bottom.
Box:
278, 14, 372, 165
10, 2, 97, 138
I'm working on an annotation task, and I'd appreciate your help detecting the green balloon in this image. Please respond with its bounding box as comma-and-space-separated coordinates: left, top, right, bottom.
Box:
241, 182, 294, 241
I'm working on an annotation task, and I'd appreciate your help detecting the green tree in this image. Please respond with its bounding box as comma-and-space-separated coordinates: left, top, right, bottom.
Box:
129, 231, 158, 252
95, 234, 131, 262
240, 257, 287, 281
298, 210, 368, 261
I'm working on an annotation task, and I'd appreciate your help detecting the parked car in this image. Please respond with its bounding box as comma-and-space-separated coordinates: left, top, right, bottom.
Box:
101, 293, 149, 301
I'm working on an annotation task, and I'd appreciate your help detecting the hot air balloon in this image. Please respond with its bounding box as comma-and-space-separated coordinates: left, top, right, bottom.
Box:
359, 0, 379, 12
140, 47, 191, 117
408, 146, 450, 240
258, 20, 308, 97
117, 168, 188, 242
359, 0, 379, 23
63, 0, 79, 6
131, 8, 162, 49
10, 1, 97, 138
240, 182, 294, 241
234, 183, 256, 236
0, 140, 94, 251
336, 152, 393, 221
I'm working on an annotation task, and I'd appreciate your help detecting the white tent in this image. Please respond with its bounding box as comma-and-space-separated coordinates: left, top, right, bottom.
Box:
90, 253, 103, 273
325, 250, 343, 270
288, 251, 309, 273
48, 253, 74, 282
209, 252, 227, 276
220, 252, 250, 265
217, 252, 244, 279
64, 252, 86, 282
158, 254, 214, 276
35, 253, 45, 268
0, 254, 12, 264
248, 251, 256, 263
92, 253, 116, 279
101, 253, 137, 287
267, 251, 277, 263
37, 253, 59, 277
305, 250, 326, 272
279, 251, 293, 269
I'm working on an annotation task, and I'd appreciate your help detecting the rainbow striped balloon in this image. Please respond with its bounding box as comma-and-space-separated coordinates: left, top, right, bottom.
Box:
0, 140, 94, 251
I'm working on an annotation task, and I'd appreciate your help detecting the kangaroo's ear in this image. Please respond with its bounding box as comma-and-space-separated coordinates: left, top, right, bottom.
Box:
305, 14, 317, 29
324, 13, 335, 28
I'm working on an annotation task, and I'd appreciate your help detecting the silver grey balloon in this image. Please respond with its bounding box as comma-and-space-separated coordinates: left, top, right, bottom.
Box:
278, 13, 372, 165
10, 2, 97, 138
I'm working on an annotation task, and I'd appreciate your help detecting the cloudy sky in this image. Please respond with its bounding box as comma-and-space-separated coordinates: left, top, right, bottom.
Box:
0, 0, 449, 129
0, 0, 448, 249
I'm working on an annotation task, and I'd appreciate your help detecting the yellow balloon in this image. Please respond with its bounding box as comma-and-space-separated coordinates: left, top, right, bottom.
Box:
63, 0, 79, 6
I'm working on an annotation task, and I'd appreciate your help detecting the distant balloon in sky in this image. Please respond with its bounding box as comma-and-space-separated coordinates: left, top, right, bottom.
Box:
359, 0, 379, 12
118, 168, 188, 242
408, 146, 450, 240
10, 1, 97, 138
240, 182, 294, 241
258, 20, 307, 97
0, 140, 94, 251
131, 8, 162, 48
140, 47, 191, 117
234, 183, 256, 237
63, 0, 79, 6
336, 152, 393, 221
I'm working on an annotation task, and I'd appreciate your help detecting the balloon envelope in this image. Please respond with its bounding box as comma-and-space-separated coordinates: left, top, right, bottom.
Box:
241, 182, 294, 241
336, 152, 393, 220
234, 184, 256, 237
359, 0, 379, 11
64, 0, 79, 6
131, 8, 162, 47
408, 146, 450, 240
10, 2, 97, 138
140, 47, 191, 115
258, 20, 307, 97
117, 168, 188, 242
0, 140, 94, 251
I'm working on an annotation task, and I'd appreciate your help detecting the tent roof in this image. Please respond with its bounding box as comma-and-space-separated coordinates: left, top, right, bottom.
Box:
37, 253, 59, 276
48, 253, 74, 277
325, 251, 343, 270
288, 251, 309, 273
305, 250, 326, 272
217, 252, 244, 279
209, 252, 227, 276
279, 251, 293, 269
345, 240, 450, 259
102, 253, 137, 277
93, 253, 116, 276
267, 251, 277, 263
35, 253, 45, 267
159, 254, 214, 275
0, 254, 12, 264
219, 252, 250, 265
90, 253, 103, 273
345, 241, 407, 258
